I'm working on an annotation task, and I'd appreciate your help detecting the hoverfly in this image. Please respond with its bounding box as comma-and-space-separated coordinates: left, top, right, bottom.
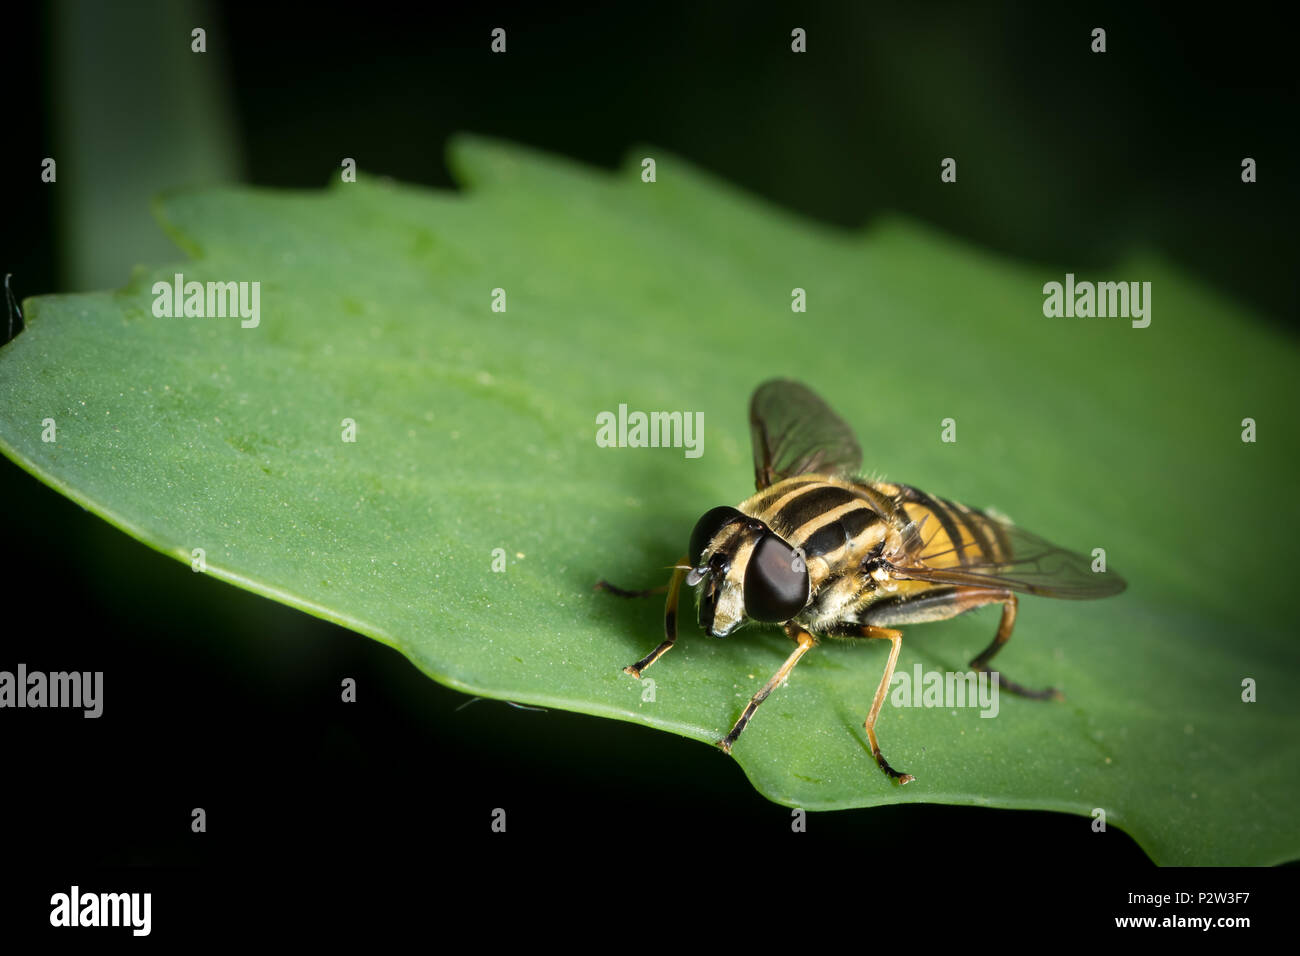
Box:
598, 379, 1125, 783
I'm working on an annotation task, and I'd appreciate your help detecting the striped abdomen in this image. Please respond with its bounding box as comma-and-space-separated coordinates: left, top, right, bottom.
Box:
881, 482, 1014, 570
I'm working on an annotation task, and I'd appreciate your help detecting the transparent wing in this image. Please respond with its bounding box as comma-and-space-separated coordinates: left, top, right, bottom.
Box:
749, 380, 863, 490
886, 501, 1127, 599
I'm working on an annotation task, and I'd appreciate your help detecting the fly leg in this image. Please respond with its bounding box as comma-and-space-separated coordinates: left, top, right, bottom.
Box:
862, 587, 1062, 701
718, 623, 816, 754
831, 624, 914, 784
966, 592, 1062, 700
600, 556, 691, 678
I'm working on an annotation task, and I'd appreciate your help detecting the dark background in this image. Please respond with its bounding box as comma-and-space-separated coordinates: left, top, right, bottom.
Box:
2, 0, 1295, 929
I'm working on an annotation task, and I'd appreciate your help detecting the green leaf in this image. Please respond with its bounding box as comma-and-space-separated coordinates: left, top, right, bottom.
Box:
2, 136, 1295, 864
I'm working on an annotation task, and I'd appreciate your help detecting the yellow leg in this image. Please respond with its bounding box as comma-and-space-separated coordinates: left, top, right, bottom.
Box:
623, 555, 690, 678
967, 593, 1062, 700
718, 625, 817, 754
859, 625, 914, 785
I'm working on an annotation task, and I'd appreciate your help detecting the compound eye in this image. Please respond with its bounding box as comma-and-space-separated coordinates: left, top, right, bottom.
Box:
743, 533, 810, 623
689, 506, 744, 567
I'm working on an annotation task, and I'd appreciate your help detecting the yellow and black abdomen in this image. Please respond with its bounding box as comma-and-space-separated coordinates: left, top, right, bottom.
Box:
881, 482, 1013, 571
